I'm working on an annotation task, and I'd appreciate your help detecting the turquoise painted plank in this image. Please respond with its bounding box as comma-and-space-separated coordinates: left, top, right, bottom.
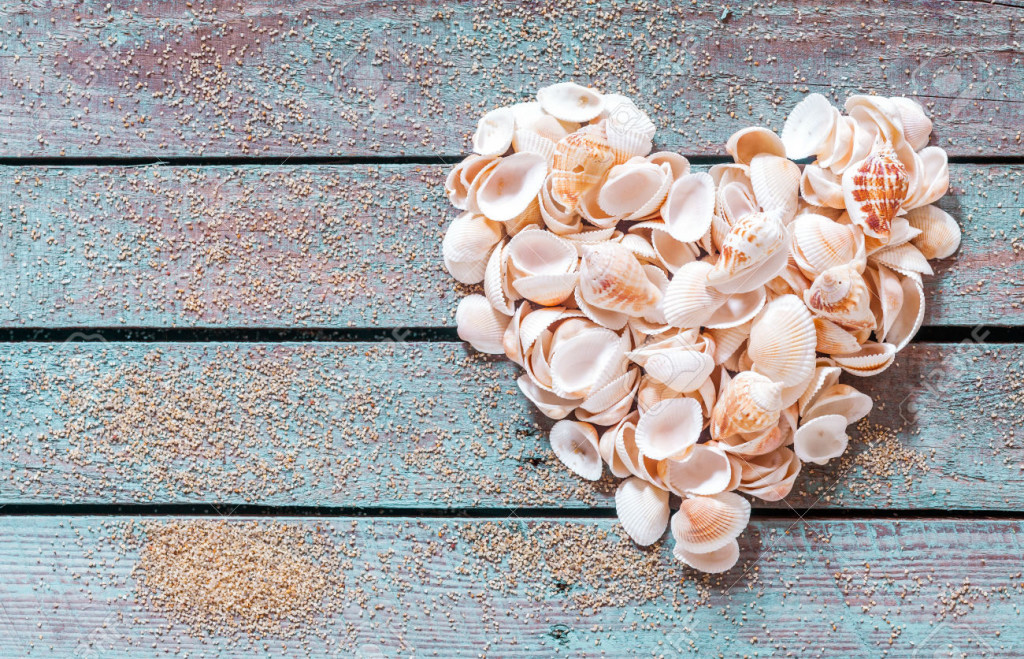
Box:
0, 0, 1021, 158
0, 164, 1019, 328
0, 341, 1020, 510
0, 516, 1020, 656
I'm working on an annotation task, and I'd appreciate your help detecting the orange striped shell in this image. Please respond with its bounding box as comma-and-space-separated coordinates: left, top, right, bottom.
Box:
842, 142, 909, 243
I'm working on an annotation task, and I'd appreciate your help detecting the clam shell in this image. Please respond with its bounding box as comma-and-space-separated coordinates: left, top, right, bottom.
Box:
615, 477, 670, 546
803, 383, 873, 425
884, 274, 925, 351
517, 374, 577, 419
717, 425, 784, 457
800, 164, 845, 209
750, 154, 801, 222
513, 272, 580, 306
727, 126, 786, 165
456, 294, 511, 354
705, 286, 767, 330
673, 538, 740, 573
599, 420, 634, 478
889, 96, 932, 150
906, 204, 961, 260
833, 341, 897, 377
640, 348, 716, 394
506, 229, 577, 278
670, 492, 751, 554
790, 213, 858, 279
663, 261, 725, 329
813, 317, 862, 355
660, 444, 733, 496
711, 370, 784, 439
660, 172, 716, 243
648, 152, 691, 180
748, 294, 817, 387
781, 93, 837, 159
707, 212, 791, 294
472, 106, 515, 156
869, 241, 934, 277
804, 263, 876, 331
476, 152, 549, 223
635, 398, 703, 460
818, 113, 857, 172
842, 142, 910, 242
537, 82, 605, 123
737, 446, 801, 501
598, 161, 672, 220
549, 327, 625, 399
549, 420, 603, 481
798, 360, 842, 416
443, 212, 504, 284
793, 413, 849, 465
446, 154, 498, 211
580, 243, 662, 316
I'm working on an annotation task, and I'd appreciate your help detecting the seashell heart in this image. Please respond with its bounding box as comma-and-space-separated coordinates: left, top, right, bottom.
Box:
443, 83, 961, 574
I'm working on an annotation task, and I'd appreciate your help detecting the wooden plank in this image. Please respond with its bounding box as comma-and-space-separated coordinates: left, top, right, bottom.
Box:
1, 341, 1020, 510
0, 0, 1021, 158
0, 515, 1020, 656
0, 163, 1020, 328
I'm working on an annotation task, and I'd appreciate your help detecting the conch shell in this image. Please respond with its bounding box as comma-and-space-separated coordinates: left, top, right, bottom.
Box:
579, 243, 662, 316
711, 371, 784, 438
842, 142, 909, 243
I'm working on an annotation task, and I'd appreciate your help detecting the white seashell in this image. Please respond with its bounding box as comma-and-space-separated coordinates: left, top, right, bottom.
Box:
670, 492, 751, 553
833, 341, 897, 377
884, 274, 925, 351
660, 444, 733, 496
781, 93, 838, 159
708, 323, 751, 365
889, 96, 932, 150
443, 212, 504, 264
648, 152, 691, 180
472, 106, 515, 156
615, 477, 670, 546
717, 426, 784, 457
735, 446, 801, 502
803, 383, 873, 425
660, 172, 716, 243
793, 413, 849, 465
537, 82, 605, 123
707, 212, 791, 294
549, 326, 626, 399
484, 241, 518, 315
513, 272, 580, 306
750, 154, 801, 222
512, 128, 556, 163
516, 374, 578, 419
577, 370, 639, 426
748, 294, 816, 387
813, 317, 862, 355
727, 126, 786, 165
906, 204, 961, 260
550, 127, 615, 210
705, 285, 767, 330
798, 359, 842, 415
715, 180, 758, 227
538, 173, 582, 235
635, 223, 699, 273
790, 214, 859, 279
476, 152, 549, 223
640, 348, 716, 394
799, 164, 845, 209
818, 113, 857, 172
549, 420, 603, 481
506, 229, 577, 278
599, 420, 634, 478
456, 294, 511, 354
674, 538, 740, 573
634, 398, 703, 460
574, 285, 630, 331
711, 370, 784, 438
579, 243, 662, 316
598, 161, 672, 220
846, 95, 903, 144
446, 154, 499, 212
907, 146, 949, 209
663, 261, 725, 328
804, 264, 876, 331
841, 142, 910, 243
869, 241, 934, 277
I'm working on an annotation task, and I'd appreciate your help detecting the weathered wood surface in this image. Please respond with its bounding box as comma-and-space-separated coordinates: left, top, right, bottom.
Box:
0, 0, 1021, 158
0, 515, 1020, 657
1, 163, 1020, 328
1, 341, 1019, 510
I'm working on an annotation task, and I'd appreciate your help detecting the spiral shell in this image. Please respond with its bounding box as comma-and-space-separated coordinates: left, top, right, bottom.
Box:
842, 142, 910, 243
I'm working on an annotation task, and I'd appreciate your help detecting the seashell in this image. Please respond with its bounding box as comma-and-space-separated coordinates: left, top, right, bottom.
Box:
818, 113, 858, 172
707, 212, 791, 294
635, 398, 703, 460
551, 128, 615, 210
715, 180, 758, 227
797, 359, 841, 415
598, 160, 672, 220
833, 341, 897, 377
639, 347, 716, 394
705, 286, 767, 330
663, 261, 724, 328
517, 374, 578, 419
580, 243, 663, 316
907, 146, 949, 210
456, 294, 511, 354
613, 411, 664, 485
800, 164, 845, 209
506, 229, 577, 279
660, 444, 733, 496
717, 425, 784, 457
727, 126, 786, 165
748, 294, 817, 387
599, 420, 634, 478
539, 173, 582, 235
603, 94, 656, 159
574, 285, 630, 331
736, 446, 801, 501
577, 370, 640, 426
472, 106, 515, 156
445, 154, 498, 211
549, 327, 626, 399
889, 96, 932, 150
615, 477, 670, 546
869, 241, 934, 277
803, 383, 873, 425
660, 172, 716, 243
549, 420, 603, 481
793, 413, 849, 465
513, 272, 580, 306
750, 154, 801, 222
670, 492, 751, 554
906, 205, 961, 260
635, 223, 699, 274
648, 152, 691, 180
842, 142, 910, 243
781, 93, 838, 159
804, 264, 876, 331
476, 152, 549, 223
711, 370, 784, 439
674, 538, 740, 573
512, 128, 557, 163
537, 82, 605, 123
846, 95, 903, 144
883, 274, 925, 351
442, 244, 493, 284
813, 317, 862, 355
789, 214, 859, 280
443, 212, 504, 284
502, 196, 543, 236
708, 323, 751, 365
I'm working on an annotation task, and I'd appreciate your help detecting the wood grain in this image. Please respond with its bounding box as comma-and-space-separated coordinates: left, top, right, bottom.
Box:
1, 341, 1019, 510
0, 0, 1021, 158
0, 515, 1020, 657
0, 163, 1019, 329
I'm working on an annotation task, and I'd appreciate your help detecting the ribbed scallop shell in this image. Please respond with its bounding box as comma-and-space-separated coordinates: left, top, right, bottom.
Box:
781, 93, 837, 159
472, 106, 515, 156
711, 370, 784, 438
750, 154, 801, 222
456, 294, 511, 354
442, 212, 504, 284
659, 444, 733, 496
662, 261, 725, 329
670, 492, 751, 554
549, 420, 603, 481
790, 214, 858, 279
634, 397, 703, 460
793, 413, 849, 465
748, 294, 817, 387
813, 317, 862, 355
579, 243, 662, 316
906, 204, 961, 260
615, 477, 670, 546
842, 142, 909, 242
869, 241, 934, 277
832, 341, 897, 377
890, 96, 932, 150
598, 160, 672, 220
802, 383, 873, 425
804, 264, 876, 331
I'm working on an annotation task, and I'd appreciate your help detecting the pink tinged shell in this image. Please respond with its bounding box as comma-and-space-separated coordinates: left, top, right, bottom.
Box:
846, 95, 904, 144
576, 371, 639, 427
442, 212, 503, 266
505, 229, 577, 277
550, 128, 615, 210
727, 126, 786, 165
793, 413, 849, 465
818, 113, 857, 172
615, 477, 670, 546
597, 161, 672, 220
705, 286, 767, 330
803, 383, 873, 425
537, 82, 605, 123
750, 154, 801, 222
579, 243, 663, 316
549, 420, 603, 481
516, 374, 578, 420
512, 272, 580, 306
707, 212, 791, 294
906, 205, 961, 260
889, 96, 933, 150
456, 294, 511, 354
798, 360, 842, 416
800, 164, 845, 209
737, 446, 801, 502
445, 154, 498, 211
641, 349, 716, 394
476, 152, 549, 223
711, 370, 784, 439
549, 327, 625, 399
790, 213, 859, 279
634, 398, 703, 460
832, 341, 897, 377
813, 317, 862, 356
670, 492, 751, 554
599, 421, 634, 478
484, 241, 517, 315
841, 143, 910, 243
804, 263, 876, 331
662, 261, 725, 329
781, 93, 837, 159
648, 152, 691, 180
869, 241, 934, 277
748, 294, 817, 387
883, 274, 925, 351
674, 538, 740, 573
472, 106, 515, 156
909, 146, 949, 209
574, 285, 630, 331
660, 172, 716, 243
660, 444, 734, 496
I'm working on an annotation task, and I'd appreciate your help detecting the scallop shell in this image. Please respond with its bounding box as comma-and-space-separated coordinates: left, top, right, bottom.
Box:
635, 398, 703, 460
793, 413, 849, 465
750, 154, 801, 222
549, 420, 603, 481
659, 172, 716, 243
800, 164, 845, 209
890, 96, 932, 150
813, 317, 862, 355
781, 93, 837, 159
674, 538, 740, 573
909, 146, 949, 209
803, 383, 873, 425
727, 126, 786, 165
790, 214, 858, 279
648, 151, 691, 180
599, 420, 634, 478
736, 446, 801, 501
598, 160, 672, 220
833, 341, 897, 377
798, 360, 842, 416
906, 205, 961, 260
711, 370, 784, 439
516, 374, 578, 419
506, 229, 577, 278
748, 294, 817, 387
707, 212, 791, 294
705, 286, 767, 330
869, 241, 934, 277
472, 106, 515, 156
842, 142, 910, 243
476, 152, 549, 223
549, 327, 626, 399
884, 274, 925, 351
445, 154, 498, 211
615, 477, 670, 546
804, 264, 876, 331
579, 243, 663, 316
442, 212, 504, 284
670, 492, 751, 554
603, 94, 656, 158
456, 294, 511, 354
660, 444, 733, 496
662, 261, 725, 329
537, 82, 605, 122
512, 128, 556, 163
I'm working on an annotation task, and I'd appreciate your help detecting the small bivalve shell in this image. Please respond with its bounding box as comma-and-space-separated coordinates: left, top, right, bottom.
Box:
598, 160, 672, 220
726, 126, 786, 165
615, 477, 670, 546
707, 212, 791, 294
802, 383, 873, 425
813, 317, 862, 356
477, 152, 549, 223
446, 154, 498, 211
660, 172, 717, 243
674, 538, 740, 573
711, 371, 784, 438
580, 243, 663, 316
736, 446, 801, 502
442, 212, 504, 284
660, 444, 734, 496
662, 261, 725, 329
670, 492, 751, 554
842, 142, 910, 243
832, 341, 897, 377
793, 413, 849, 465
549, 420, 603, 481
456, 294, 511, 354
750, 154, 801, 222
781, 93, 838, 159
790, 214, 859, 279
804, 264, 876, 331
800, 164, 845, 209
748, 294, 817, 387
634, 398, 703, 460
537, 82, 605, 123
549, 327, 626, 399
472, 106, 515, 156
890, 96, 933, 150
906, 204, 961, 260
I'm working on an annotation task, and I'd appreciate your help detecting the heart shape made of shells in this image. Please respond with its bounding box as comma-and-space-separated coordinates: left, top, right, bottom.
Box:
443, 83, 960, 573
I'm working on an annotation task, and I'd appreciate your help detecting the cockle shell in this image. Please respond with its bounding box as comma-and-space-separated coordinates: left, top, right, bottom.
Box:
477, 152, 549, 223
472, 106, 515, 156
580, 243, 662, 316
883, 274, 925, 351
832, 341, 897, 377
781, 93, 838, 159
660, 172, 716, 243
456, 294, 511, 354
674, 539, 740, 573
549, 326, 627, 399
869, 241, 934, 277
538, 173, 582, 235
793, 413, 849, 465
615, 477, 669, 546
735, 445, 801, 501
537, 82, 605, 123
445, 154, 498, 211
506, 229, 577, 279
716, 425, 784, 457
802, 383, 873, 425
800, 164, 845, 209
670, 492, 751, 554
633, 345, 716, 394
727, 126, 786, 165
516, 374, 577, 419
906, 146, 949, 210
813, 317, 862, 355
660, 444, 733, 496
634, 223, 699, 274
662, 261, 724, 329
549, 420, 603, 481
906, 205, 961, 260
842, 142, 910, 243
711, 370, 784, 438
890, 96, 932, 150
707, 212, 791, 294
598, 160, 672, 220
804, 264, 876, 331
846, 95, 903, 144
790, 214, 859, 279
705, 286, 767, 330
577, 369, 639, 426
750, 154, 801, 222
635, 397, 703, 460
442, 212, 504, 284
748, 294, 817, 387
603, 94, 657, 159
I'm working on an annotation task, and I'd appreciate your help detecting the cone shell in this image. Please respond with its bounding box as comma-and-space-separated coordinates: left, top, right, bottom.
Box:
804, 264, 876, 331
549, 420, 603, 481
580, 243, 662, 316
615, 477, 670, 546
671, 492, 751, 554
906, 205, 961, 260
748, 294, 817, 387
842, 143, 909, 243
635, 398, 703, 460
537, 82, 605, 123
711, 371, 784, 438
456, 294, 511, 354
793, 413, 849, 465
